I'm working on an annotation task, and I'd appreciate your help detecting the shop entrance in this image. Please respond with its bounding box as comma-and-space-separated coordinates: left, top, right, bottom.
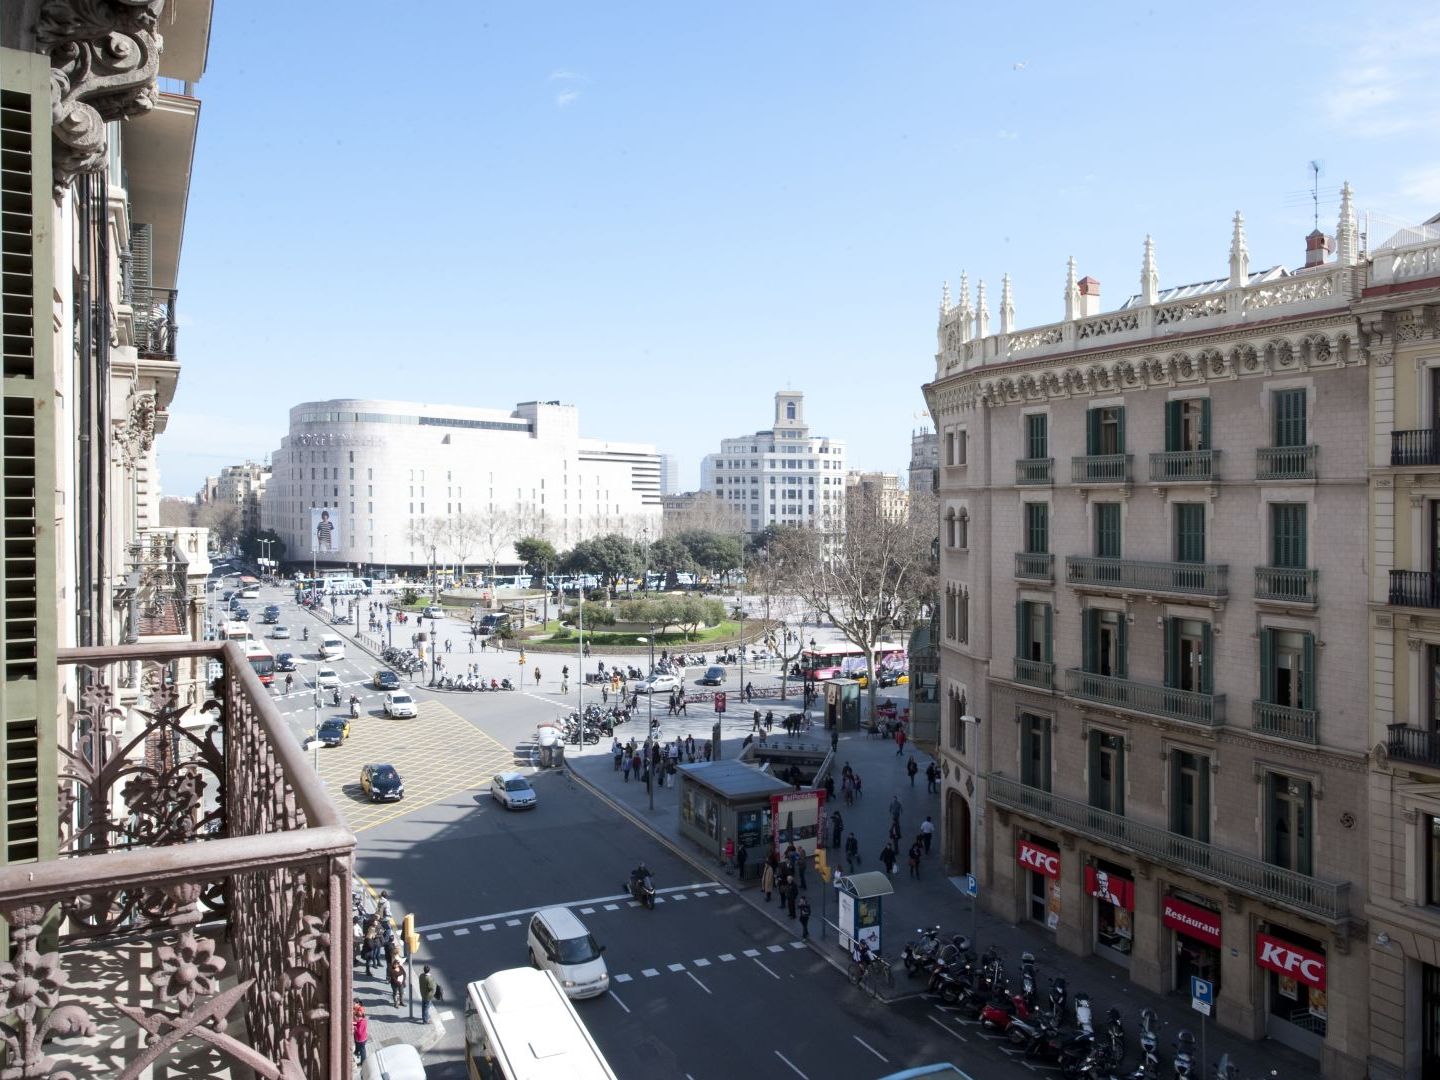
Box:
947, 790, 971, 874
1087, 862, 1134, 965
1257, 926, 1326, 1058
1163, 892, 1222, 1005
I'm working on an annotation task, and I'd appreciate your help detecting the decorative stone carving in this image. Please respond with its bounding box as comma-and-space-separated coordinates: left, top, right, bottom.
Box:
35, 0, 166, 196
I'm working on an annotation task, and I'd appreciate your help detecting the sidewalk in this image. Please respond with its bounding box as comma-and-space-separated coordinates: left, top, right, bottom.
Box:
566, 705, 1315, 1079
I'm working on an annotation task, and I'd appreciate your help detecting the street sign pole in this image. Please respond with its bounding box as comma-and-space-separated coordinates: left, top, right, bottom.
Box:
1190, 975, 1213, 1078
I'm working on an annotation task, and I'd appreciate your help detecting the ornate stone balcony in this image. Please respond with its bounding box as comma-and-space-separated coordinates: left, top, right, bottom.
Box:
1015, 458, 1054, 485
1391, 429, 1440, 467
1390, 570, 1440, 609
1387, 724, 1440, 769
1014, 552, 1054, 583
986, 774, 1351, 925
1066, 556, 1228, 599
0, 641, 354, 1078
1149, 449, 1220, 483
1070, 454, 1132, 485
1256, 444, 1317, 481
1065, 668, 1225, 728
1252, 700, 1319, 744
1013, 657, 1055, 690
1254, 566, 1318, 605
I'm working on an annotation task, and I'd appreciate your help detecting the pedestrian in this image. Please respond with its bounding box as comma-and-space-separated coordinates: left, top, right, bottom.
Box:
761, 859, 776, 902
534, 666, 542, 686
889, 795, 902, 826
907, 756, 919, 787
926, 762, 939, 794
880, 841, 897, 876
753, 710, 762, 732
419, 964, 437, 1023
921, 816, 935, 854
724, 837, 736, 874
376, 890, 392, 927
613, 739, 623, 771
622, 752, 632, 781
765, 710, 774, 733
353, 1001, 368, 1065
909, 838, 924, 879
853, 772, 863, 799
797, 893, 811, 938
388, 953, 406, 1008
602, 685, 609, 704
888, 818, 903, 849
845, 831, 860, 873
831, 810, 844, 849
745, 681, 754, 701
825, 774, 835, 801
362, 920, 379, 975
895, 725, 907, 755
736, 841, 748, 881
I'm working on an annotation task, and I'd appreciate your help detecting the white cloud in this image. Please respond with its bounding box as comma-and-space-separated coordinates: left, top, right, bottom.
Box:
996, 129, 1019, 141
1323, 21, 1440, 136
1399, 164, 1440, 208
555, 90, 581, 108
548, 70, 588, 109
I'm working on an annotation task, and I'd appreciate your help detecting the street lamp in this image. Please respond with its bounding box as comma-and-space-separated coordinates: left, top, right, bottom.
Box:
732, 603, 745, 703
637, 634, 655, 811
960, 713, 984, 948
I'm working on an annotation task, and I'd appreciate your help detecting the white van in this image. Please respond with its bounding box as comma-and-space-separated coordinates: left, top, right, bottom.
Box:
320, 635, 345, 660
525, 907, 608, 999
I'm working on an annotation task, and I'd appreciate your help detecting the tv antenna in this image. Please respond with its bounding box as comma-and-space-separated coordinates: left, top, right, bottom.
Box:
1309, 160, 1323, 231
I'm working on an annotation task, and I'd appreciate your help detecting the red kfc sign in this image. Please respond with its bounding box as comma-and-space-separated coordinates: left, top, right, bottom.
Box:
1017, 838, 1060, 878
1083, 865, 1135, 911
1254, 933, 1326, 990
1161, 896, 1222, 948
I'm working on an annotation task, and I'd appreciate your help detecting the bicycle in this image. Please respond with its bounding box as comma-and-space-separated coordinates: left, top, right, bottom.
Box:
849, 955, 894, 998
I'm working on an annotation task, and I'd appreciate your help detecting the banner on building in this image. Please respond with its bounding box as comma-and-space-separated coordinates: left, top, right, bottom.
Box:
1162, 896, 1222, 947
1016, 838, 1060, 879
1254, 932, 1326, 990
310, 507, 340, 555
1084, 865, 1135, 910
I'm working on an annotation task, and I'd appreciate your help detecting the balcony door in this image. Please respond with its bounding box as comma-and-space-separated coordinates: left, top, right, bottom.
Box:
1083, 609, 1127, 678
1265, 773, 1313, 876
1166, 618, 1212, 694
1170, 750, 1210, 842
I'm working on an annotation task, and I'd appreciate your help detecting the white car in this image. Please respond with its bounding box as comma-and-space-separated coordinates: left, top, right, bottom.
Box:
639, 673, 680, 694
384, 691, 418, 718
491, 771, 537, 810
271, 625, 291, 639
315, 667, 340, 690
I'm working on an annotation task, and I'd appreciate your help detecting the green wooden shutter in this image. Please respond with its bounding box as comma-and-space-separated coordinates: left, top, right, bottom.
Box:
1117, 407, 1127, 453
1200, 398, 1212, 450
1016, 600, 1027, 661
1117, 614, 1128, 678
1087, 409, 1100, 455
1201, 622, 1214, 694
1270, 504, 1307, 569
1087, 733, 1101, 806
1082, 609, 1096, 673
1028, 414, 1047, 459
1274, 390, 1307, 447
1096, 504, 1120, 558
1163, 618, 1178, 687
1165, 401, 1181, 453
1177, 504, 1206, 563
1259, 627, 1274, 704
1043, 604, 1054, 663
1301, 632, 1316, 710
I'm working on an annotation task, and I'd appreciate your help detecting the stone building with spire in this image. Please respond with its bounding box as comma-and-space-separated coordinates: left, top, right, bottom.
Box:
924, 189, 1375, 1076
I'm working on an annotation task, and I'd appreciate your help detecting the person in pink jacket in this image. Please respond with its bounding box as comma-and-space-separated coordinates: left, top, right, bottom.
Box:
353, 1000, 369, 1065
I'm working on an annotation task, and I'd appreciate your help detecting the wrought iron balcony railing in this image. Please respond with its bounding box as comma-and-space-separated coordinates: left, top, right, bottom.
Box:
1149, 449, 1220, 483
1387, 724, 1440, 768
1392, 429, 1440, 467
1066, 556, 1228, 598
1016, 458, 1054, 485
1013, 657, 1055, 690
1256, 444, 1317, 480
1065, 668, 1224, 727
1071, 454, 1132, 484
1014, 552, 1054, 582
0, 641, 354, 1077
1390, 570, 1440, 609
129, 285, 179, 360
985, 774, 1351, 924
1254, 566, 1318, 605
1252, 700, 1319, 744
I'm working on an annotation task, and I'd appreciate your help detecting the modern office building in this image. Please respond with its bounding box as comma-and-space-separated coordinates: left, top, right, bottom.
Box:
261, 399, 663, 569
701, 391, 846, 536
924, 194, 1374, 1075
659, 452, 682, 495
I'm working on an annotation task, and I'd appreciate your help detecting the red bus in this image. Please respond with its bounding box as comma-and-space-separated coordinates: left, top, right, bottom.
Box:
243, 640, 276, 686
799, 641, 906, 681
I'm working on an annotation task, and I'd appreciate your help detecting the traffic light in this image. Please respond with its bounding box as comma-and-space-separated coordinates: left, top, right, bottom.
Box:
815, 846, 830, 882
402, 912, 419, 957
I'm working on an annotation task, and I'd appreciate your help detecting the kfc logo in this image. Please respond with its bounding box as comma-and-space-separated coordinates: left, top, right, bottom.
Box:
1254, 933, 1326, 990
1017, 838, 1060, 878
1084, 865, 1135, 910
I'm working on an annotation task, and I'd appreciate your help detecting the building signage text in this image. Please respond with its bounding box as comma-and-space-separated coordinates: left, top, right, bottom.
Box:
1017, 838, 1060, 879
1254, 933, 1326, 990
1162, 896, 1222, 947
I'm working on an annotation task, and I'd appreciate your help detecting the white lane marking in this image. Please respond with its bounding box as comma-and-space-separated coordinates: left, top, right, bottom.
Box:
742, 949, 761, 958
608, 989, 631, 1014
766, 944, 785, 953
927, 1014, 968, 1043
667, 963, 685, 973
627, 901, 640, 908
693, 958, 711, 967
604, 904, 619, 911
671, 894, 687, 901
789, 941, 807, 949
453, 928, 470, 936
753, 958, 781, 980
852, 1036, 888, 1063
415, 882, 721, 931
580, 907, 595, 914
642, 968, 659, 978
480, 924, 495, 932
693, 890, 709, 897
719, 953, 736, 962
654, 897, 666, 904
425, 933, 443, 941
613, 973, 632, 983
774, 1050, 809, 1078
686, 970, 712, 995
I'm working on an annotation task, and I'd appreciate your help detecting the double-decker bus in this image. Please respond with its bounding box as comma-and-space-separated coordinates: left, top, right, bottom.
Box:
242, 640, 276, 685
799, 641, 906, 681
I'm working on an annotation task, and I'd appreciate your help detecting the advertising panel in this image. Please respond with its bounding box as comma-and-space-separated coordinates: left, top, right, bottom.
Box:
310, 507, 340, 554
1255, 932, 1326, 990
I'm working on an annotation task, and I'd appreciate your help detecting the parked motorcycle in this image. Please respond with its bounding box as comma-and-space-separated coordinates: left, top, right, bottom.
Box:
1172, 1031, 1197, 1080
626, 872, 656, 909
903, 926, 942, 975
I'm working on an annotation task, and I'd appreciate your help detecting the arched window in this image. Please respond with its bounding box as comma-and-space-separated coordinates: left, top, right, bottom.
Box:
946, 508, 958, 548
786, 402, 797, 420
958, 509, 970, 550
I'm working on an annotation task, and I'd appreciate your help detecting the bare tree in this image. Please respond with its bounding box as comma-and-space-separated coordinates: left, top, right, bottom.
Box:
476, 509, 519, 594
662, 492, 745, 539
406, 516, 449, 597
159, 497, 196, 528
444, 511, 485, 584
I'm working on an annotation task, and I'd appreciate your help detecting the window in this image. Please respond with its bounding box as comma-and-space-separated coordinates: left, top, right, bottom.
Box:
1020, 713, 1052, 791
1087, 406, 1126, 455
946, 508, 958, 548
1174, 504, 1206, 563
1260, 628, 1315, 710
949, 687, 968, 752
786, 401, 797, 420
1026, 413, 1048, 460
946, 429, 968, 466
1272, 388, 1307, 447
1024, 502, 1049, 555
1016, 600, 1052, 663
1264, 772, 1312, 875
1426, 816, 1440, 907
1270, 504, 1307, 568
1088, 730, 1125, 814
1095, 503, 1121, 559
1170, 750, 1210, 841
1165, 398, 1211, 451
958, 510, 969, 549
1082, 609, 1127, 677
1164, 618, 1212, 693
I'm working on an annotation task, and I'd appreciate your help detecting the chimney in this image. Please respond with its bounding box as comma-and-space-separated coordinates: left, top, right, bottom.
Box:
1077, 276, 1101, 317
1304, 229, 1332, 269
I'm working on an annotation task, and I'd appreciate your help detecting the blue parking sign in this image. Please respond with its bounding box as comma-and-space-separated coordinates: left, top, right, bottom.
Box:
964, 874, 978, 897
1190, 976, 1213, 1013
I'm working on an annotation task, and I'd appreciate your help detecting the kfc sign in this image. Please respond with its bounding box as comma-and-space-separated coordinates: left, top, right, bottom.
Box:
1254, 933, 1326, 990
1017, 838, 1060, 879
1083, 865, 1135, 911
1161, 896, 1221, 948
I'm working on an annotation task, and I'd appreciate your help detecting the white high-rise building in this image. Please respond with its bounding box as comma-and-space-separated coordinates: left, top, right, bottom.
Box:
262, 399, 662, 570
703, 391, 845, 536
659, 453, 681, 495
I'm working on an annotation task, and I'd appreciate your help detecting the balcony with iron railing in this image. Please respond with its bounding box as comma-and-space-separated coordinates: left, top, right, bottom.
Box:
1392, 429, 1440, 467
128, 285, 179, 360
1071, 454, 1132, 485
1065, 668, 1225, 727
1254, 567, 1318, 605
1256, 444, 1317, 481
1013, 657, 1055, 691
1066, 556, 1228, 598
1252, 700, 1319, 745
1387, 724, 1440, 769
985, 774, 1351, 924
1016, 458, 1054, 485
1149, 450, 1220, 483
0, 641, 354, 1077
1390, 570, 1440, 609
1015, 552, 1055, 583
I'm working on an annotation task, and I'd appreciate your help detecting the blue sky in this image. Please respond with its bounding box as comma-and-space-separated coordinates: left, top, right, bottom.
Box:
159, 0, 1440, 496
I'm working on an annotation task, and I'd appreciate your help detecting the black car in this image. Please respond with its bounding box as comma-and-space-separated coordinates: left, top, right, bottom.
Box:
234, 608, 250, 622
361, 763, 404, 802
275, 652, 297, 672
372, 670, 400, 691
262, 605, 281, 623
221, 589, 234, 602
317, 718, 350, 746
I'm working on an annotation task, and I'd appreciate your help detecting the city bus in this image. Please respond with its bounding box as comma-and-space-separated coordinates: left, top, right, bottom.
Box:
243, 640, 276, 686
799, 641, 906, 681
222, 621, 253, 642
239, 575, 260, 599
464, 967, 617, 1080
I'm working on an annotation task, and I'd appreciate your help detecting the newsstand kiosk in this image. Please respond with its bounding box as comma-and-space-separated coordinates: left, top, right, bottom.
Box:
835, 870, 894, 955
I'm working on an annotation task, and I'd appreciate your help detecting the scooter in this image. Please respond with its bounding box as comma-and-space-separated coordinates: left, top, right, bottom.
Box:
626, 873, 656, 909
1019, 951, 1039, 1010
349, 696, 359, 719
1172, 1031, 1197, 1080
903, 926, 942, 975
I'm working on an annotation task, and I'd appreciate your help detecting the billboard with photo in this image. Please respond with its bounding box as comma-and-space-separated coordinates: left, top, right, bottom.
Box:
310, 508, 340, 555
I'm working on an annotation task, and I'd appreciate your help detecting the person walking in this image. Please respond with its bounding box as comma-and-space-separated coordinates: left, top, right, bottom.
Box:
761, 859, 776, 902
920, 815, 936, 855
375, 890, 392, 928
419, 964, 437, 1023
534, 666, 542, 687
845, 831, 860, 873
908, 837, 924, 879
387, 953, 406, 1008
797, 893, 811, 938
784, 874, 798, 919
736, 841, 749, 881
622, 752, 632, 782
907, 756, 919, 787
353, 1001, 369, 1065
830, 810, 844, 849
879, 841, 897, 876
362, 919, 380, 976
889, 795, 903, 827
895, 725, 907, 756
888, 818, 903, 850
926, 762, 939, 794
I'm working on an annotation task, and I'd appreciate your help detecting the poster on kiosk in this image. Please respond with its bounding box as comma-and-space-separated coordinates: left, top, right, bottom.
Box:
771, 791, 824, 856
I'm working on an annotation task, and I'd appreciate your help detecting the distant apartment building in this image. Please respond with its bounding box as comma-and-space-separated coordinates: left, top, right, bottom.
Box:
702, 391, 846, 536
844, 470, 908, 523
203, 461, 270, 537
924, 192, 1376, 1076
909, 427, 939, 498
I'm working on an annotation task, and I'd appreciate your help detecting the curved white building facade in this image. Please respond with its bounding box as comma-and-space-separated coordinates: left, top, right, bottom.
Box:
261, 399, 662, 570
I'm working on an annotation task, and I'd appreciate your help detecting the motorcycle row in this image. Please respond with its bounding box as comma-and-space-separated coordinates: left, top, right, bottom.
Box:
562, 703, 628, 744
434, 673, 516, 691
380, 646, 425, 673
902, 928, 1207, 1079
